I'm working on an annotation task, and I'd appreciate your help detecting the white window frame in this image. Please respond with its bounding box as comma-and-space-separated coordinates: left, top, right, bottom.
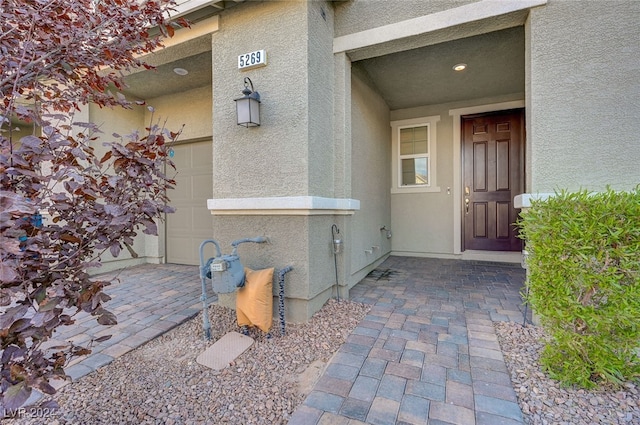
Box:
391, 115, 440, 193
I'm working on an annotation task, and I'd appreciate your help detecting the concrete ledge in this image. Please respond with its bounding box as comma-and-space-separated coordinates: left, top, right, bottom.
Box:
514, 193, 554, 209
208, 196, 361, 216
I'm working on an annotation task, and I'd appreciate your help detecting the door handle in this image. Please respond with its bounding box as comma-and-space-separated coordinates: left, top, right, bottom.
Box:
465, 198, 470, 214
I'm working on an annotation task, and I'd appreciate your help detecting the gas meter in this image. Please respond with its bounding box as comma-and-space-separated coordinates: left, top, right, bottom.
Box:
200, 237, 267, 294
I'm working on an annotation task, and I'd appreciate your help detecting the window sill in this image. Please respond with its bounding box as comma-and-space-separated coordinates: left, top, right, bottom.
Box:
391, 186, 441, 194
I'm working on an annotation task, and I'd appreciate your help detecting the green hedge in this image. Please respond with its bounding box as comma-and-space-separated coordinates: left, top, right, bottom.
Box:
518, 187, 640, 388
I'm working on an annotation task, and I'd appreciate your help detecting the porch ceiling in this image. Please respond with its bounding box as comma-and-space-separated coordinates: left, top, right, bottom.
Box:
354, 26, 525, 110
123, 50, 212, 100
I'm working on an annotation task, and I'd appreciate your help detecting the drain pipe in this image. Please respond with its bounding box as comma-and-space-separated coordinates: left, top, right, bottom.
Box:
331, 224, 342, 301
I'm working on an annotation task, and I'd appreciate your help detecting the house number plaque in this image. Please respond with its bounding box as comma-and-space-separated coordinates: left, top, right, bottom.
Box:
238, 50, 267, 70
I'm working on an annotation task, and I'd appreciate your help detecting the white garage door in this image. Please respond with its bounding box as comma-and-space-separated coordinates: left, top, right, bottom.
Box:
166, 140, 214, 265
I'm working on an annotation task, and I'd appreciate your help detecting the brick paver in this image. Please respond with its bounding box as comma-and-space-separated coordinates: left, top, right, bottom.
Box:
22, 263, 205, 408
289, 256, 527, 425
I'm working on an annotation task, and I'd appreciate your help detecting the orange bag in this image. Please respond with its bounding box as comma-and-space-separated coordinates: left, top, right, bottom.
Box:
236, 267, 274, 333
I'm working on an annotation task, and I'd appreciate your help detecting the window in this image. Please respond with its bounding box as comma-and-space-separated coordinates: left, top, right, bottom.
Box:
391, 116, 440, 193
400, 126, 429, 186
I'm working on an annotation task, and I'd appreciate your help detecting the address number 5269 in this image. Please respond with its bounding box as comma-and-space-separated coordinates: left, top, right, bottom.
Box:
238, 50, 267, 70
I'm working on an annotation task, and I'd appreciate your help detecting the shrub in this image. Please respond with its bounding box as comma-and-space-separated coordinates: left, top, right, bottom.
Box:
518, 187, 640, 388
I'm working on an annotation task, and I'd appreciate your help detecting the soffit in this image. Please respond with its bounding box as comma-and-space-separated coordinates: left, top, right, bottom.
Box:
354, 25, 525, 110
120, 1, 245, 100
123, 50, 212, 100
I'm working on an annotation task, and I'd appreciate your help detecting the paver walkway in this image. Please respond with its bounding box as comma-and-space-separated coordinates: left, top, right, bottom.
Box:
52, 263, 205, 383
288, 256, 528, 425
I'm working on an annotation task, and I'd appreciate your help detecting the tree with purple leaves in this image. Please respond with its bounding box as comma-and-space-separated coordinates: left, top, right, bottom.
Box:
0, 0, 186, 414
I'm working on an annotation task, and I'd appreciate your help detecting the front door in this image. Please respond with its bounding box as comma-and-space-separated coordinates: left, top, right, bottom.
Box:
462, 109, 524, 251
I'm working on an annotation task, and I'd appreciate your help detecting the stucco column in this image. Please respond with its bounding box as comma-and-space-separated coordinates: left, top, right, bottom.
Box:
207, 1, 359, 322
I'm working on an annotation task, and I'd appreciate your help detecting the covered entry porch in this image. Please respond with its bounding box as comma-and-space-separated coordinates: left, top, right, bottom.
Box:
340, 2, 533, 267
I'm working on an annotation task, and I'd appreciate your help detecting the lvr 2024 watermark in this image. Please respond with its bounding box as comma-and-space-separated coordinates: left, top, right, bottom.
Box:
2, 406, 57, 419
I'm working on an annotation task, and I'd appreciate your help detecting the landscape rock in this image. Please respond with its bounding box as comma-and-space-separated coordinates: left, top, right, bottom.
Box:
495, 321, 640, 425
5, 300, 369, 425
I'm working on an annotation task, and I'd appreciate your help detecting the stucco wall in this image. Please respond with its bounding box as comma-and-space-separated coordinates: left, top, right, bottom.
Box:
349, 66, 391, 280
333, 0, 479, 37
144, 86, 213, 141
210, 214, 347, 323
89, 103, 145, 157
307, 1, 336, 197
211, 0, 310, 199
528, 0, 640, 192
209, 1, 344, 322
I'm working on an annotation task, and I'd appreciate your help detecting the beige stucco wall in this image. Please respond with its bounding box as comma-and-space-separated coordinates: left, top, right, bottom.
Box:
333, 0, 479, 37
89, 103, 145, 156
348, 66, 391, 284
527, 0, 640, 192
212, 0, 310, 199
308, 1, 336, 197
212, 214, 349, 323
144, 86, 213, 142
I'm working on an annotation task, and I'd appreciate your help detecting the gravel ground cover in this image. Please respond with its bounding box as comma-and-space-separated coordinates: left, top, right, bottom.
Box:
6, 300, 370, 425
495, 321, 640, 425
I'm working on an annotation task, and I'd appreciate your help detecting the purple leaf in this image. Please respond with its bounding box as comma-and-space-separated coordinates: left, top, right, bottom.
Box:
18, 135, 42, 149
3, 382, 32, 410
141, 220, 158, 235
104, 204, 125, 216
93, 334, 112, 343
0, 305, 29, 329
0, 262, 19, 282
109, 243, 121, 257
111, 215, 132, 226
34, 380, 57, 395
97, 311, 117, 326
1, 346, 24, 364
38, 297, 60, 312
107, 176, 121, 187
9, 318, 32, 333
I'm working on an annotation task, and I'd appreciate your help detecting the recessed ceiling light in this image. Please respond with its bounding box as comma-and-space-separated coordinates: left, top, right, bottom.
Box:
452, 63, 467, 72
173, 67, 188, 76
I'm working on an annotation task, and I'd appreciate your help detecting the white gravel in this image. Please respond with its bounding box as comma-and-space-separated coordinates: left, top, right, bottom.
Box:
495, 321, 640, 425
6, 299, 370, 425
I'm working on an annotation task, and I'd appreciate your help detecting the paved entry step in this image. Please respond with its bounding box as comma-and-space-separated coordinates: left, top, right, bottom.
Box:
196, 331, 254, 370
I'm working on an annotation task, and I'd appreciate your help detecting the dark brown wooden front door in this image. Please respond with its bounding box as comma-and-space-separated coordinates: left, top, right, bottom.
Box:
462, 109, 524, 251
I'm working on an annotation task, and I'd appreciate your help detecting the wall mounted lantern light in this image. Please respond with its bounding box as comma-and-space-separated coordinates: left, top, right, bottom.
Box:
235, 77, 261, 127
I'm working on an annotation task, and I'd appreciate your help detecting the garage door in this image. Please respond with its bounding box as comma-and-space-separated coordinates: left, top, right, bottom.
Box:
166, 140, 214, 265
